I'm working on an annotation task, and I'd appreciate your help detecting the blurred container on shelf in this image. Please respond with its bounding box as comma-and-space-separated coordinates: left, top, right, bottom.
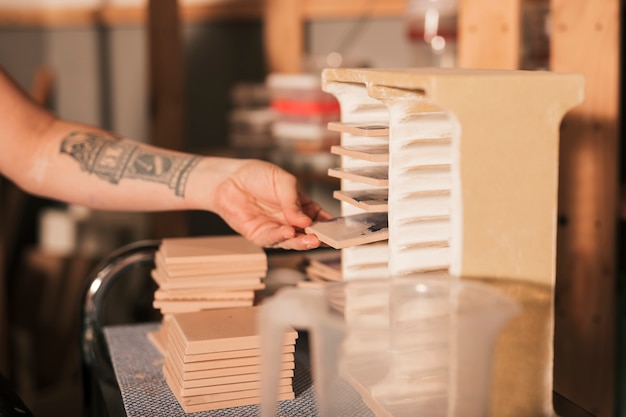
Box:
265, 72, 342, 217
272, 121, 340, 154
228, 82, 275, 156
229, 107, 275, 149
266, 72, 341, 152
230, 82, 271, 108
405, 0, 458, 68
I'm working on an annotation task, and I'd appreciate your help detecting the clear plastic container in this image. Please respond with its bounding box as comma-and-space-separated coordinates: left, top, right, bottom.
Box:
259, 274, 518, 417
406, 0, 458, 67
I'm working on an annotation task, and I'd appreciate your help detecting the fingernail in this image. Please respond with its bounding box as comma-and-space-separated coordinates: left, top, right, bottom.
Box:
303, 237, 315, 249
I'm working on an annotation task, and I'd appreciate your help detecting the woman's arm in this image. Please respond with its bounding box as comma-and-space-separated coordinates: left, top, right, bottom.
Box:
0, 67, 331, 250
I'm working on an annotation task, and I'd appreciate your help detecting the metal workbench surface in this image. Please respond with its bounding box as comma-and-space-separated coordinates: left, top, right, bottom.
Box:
103, 322, 373, 417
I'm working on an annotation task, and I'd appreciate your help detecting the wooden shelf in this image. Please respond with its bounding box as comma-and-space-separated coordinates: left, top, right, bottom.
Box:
0, 4, 261, 27
0, 0, 406, 84
0, 0, 404, 27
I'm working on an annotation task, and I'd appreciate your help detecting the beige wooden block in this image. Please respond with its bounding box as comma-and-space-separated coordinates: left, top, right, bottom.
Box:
171, 306, 298, 354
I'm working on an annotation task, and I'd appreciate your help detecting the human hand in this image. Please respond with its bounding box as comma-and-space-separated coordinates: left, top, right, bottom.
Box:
211, 159, 333, 250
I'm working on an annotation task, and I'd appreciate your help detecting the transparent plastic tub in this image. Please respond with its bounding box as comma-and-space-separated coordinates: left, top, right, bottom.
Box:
259, 274, 518, 417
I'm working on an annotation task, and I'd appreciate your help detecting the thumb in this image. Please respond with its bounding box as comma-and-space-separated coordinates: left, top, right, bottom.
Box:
273, 168, 312, 228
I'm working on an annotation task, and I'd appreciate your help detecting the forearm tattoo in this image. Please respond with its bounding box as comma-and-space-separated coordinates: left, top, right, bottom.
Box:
60, 131, 200, 197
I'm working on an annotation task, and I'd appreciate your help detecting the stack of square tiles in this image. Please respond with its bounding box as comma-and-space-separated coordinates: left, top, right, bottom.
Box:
151, 235, 268, 315
163, 306, 298, 413
148, 235, 268, 354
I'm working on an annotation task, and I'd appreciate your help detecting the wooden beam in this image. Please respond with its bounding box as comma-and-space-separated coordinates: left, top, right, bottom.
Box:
551, 1, 621, 416
0, 7, 97, 27
263, 0, 304, 73
147, 0, 188, 238
457, 0, 521, 69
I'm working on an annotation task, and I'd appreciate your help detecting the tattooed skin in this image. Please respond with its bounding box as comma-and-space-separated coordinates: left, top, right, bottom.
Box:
60, 131, 200, 197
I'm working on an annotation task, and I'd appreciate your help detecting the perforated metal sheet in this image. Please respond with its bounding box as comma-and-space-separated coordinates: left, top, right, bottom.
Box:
104, 323, 373, 416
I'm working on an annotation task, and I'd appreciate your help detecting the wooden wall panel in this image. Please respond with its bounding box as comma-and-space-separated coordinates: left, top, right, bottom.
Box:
147, 0, 189, 238
263, 0, 304, 73
551, 1, 621, 416
302, 0, 404, 19
457, 0, 521, 69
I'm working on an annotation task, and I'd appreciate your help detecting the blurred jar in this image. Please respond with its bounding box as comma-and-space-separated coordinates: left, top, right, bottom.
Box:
406, 0, 458, 68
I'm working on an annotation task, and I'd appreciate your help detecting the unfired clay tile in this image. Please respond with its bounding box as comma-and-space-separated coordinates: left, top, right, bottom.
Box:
327, 166, 389, 187
327, 121, 389, 137
332, 189, 389, 213
330, 144, 389, 162
305, 212, 388, 249
171, 307, 298, 354
160, 235, 267, 265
